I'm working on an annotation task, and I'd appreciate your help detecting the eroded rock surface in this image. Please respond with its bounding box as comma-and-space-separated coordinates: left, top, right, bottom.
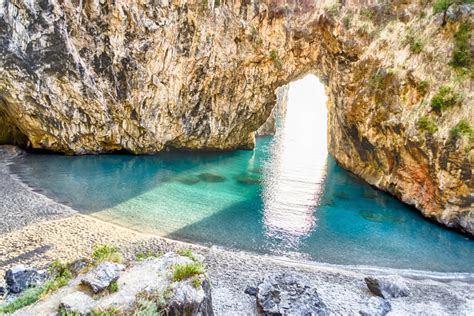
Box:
0, 1, 472, 233
365, 276, 410, 299
255, 273, 328, 315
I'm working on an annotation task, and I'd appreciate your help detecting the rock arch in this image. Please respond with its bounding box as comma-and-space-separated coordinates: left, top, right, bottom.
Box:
0, 0, 472, 234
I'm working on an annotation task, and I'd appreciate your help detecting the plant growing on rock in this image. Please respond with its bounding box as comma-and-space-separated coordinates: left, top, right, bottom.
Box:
430, 86, 462, 112
417, 116, 438, 134
402, 32, 424, 54
450, 21, 472, 73
0, 264, 73, 313
417, 80, 430, 96
92, 245, 123, 264
449, 119, 474, 140
433, 0, 473, 26
135, 250, 161, 261
269, 49, 283, 70
109, 280, 119, 293
172, 262, 205, 282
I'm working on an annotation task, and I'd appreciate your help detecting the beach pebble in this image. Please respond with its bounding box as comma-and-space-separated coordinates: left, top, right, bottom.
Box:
364, 276, 410, 299
81, 262, 124, 293
244, 286, 257, 296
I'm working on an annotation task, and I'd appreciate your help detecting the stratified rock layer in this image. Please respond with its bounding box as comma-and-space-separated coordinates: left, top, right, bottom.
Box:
0, 1, 472, 233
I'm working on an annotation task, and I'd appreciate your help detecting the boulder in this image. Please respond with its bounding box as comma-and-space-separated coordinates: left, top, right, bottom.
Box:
59, 292, 97, 315
168, 278, 214, 316
81, 262, 125, 293
364, 276, 410, 299
359, 297, 391, 316
4, 266, 47, 294
256, 273, 328, 315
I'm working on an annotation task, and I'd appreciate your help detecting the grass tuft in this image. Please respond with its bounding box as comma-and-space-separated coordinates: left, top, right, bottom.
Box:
430, 86, 462, 112
92, 245, 123, 264
269, 49, 283, 70
450, 119, 474, 140
417, 116, 438, 134
172, 262, 204, 282
109, 280, 119, 293
417, 80, 430, 96
450, 21, 472, 72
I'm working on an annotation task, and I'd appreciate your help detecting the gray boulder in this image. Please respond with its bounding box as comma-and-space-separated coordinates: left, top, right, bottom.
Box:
59, 292, 97, 315
359, 297, 391, 316
81, 262, 124, 293
5, 266, 47, 294
364, 276, 410, 299
168, 278, 214, 316
256, 273, 328, 316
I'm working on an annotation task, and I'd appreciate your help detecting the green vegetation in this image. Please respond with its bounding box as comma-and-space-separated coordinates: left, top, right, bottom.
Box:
433, 0, 474, 26
368, 71, 386, 91
324, 4, 340, 17
402, 32, 424, 54
172, 262, 205, 282
450, 119, 474, 140
417, 116, 438, 134
90, 307, 121, 316
92, 245, 123, 264
191, 276, 202, 289
342, 15, 351, 29
135, 250, 160, 261
109, 280, 119, 293
0, 262, 73, 313
269, 49, 283, 70
131, 289, 173, 316
430, 86, 462, 111
449, 22, 472, 73
176, 249, 197, 261
417, 80, 430, 95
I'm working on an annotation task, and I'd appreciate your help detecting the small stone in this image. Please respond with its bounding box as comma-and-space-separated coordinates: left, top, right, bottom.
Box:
68, 258, 91, 275
59, 292, 97, 315
5, 266, 47, 294
364, 276, 410, 299
359, 296, 391, 316
81, 262, 124, 293
244, 286, 257, 296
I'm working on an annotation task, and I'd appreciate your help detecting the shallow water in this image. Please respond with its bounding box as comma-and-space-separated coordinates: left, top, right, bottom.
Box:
8, 76, 474, 272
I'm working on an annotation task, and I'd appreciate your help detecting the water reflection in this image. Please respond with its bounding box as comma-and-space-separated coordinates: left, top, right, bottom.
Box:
262, 75, 328, 246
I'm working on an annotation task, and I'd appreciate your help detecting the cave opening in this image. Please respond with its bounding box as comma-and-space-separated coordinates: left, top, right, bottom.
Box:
260, 74, 329, 245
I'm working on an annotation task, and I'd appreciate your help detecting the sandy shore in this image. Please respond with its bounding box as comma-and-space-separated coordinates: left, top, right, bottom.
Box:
1, 146, 473, 315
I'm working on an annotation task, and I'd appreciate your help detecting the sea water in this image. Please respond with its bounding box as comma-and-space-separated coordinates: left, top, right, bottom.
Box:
8, 76, 474, 272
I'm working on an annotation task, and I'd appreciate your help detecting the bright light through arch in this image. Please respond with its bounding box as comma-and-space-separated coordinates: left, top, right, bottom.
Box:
262, 74, 328, 250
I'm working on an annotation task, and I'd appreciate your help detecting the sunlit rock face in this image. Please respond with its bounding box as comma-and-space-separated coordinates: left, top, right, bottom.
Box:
0, 1, 472, 234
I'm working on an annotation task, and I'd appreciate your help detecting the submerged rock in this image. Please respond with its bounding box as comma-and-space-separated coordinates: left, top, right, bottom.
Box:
359, 296, 391, 316
365, 276, 410, 299
176, 175, 201, 185
359, 210, 405, 224
81, 262, 124, 293
234, 174, 261, 185
5, 266, 47, 294
59, 292, 97, 315
198, 173, 226, 183
256, 273, 328, 315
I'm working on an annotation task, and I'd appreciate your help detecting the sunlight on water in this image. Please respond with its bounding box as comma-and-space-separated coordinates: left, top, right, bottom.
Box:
8, 75, 474, 272
263, 75, 327, 247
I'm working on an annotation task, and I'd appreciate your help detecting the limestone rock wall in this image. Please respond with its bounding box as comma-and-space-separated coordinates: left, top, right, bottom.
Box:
0, 0, 472, 234
256, 85, 288, 136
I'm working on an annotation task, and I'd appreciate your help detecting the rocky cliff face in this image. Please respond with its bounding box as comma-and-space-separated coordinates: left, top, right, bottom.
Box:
0, 0, 472, 234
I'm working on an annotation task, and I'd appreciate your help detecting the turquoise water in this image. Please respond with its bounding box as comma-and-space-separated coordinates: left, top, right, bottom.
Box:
9, 136, 474, 272
8, 76, 474, 272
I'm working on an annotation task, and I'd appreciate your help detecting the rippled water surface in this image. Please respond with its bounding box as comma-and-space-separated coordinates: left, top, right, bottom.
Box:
9, 76, 474, 272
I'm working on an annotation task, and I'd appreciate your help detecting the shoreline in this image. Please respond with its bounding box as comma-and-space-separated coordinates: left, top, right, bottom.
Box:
1, 146, 474, 314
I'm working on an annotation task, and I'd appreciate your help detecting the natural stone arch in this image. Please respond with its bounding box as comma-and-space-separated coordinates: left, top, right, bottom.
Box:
0, 0, 472, 234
